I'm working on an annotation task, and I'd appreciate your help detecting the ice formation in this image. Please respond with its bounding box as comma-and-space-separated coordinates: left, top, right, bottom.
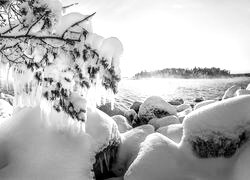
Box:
222, 85, 241, 99
112, 115, 132, 133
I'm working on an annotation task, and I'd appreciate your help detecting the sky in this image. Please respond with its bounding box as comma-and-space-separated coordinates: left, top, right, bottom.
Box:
63, 0, 250, 77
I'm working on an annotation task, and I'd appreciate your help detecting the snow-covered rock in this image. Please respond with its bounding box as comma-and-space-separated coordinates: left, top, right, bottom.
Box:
112, 125, 154, 177
176, 103, 192, 112
235, 89, 250, 96
222, 85, 241, 99
157, 124, 183, 143
112, 115, 132, 133
193, 99, 216, 110
125, 95, 250, 180
130, 101, 142, 114
138, 96, 177, 125
124, 109, 137, 125
168, 98, 184, 106
148, 115, 179, 130
0, 99, 13, 121
177, 107, 193, 123
194, 97, 205, 103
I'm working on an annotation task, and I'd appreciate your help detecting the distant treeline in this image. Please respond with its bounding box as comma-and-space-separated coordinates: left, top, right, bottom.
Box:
133, 67, 233, 79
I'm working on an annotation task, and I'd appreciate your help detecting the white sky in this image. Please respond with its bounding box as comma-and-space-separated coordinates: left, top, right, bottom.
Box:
63, 0, 250, 77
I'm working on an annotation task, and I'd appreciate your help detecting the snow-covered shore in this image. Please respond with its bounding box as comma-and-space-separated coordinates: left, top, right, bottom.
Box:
0, 84, 250, 180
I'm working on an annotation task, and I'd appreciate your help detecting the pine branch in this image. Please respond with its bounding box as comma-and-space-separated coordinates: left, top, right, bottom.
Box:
26, 12, 48, 35
61, 12, 96, 38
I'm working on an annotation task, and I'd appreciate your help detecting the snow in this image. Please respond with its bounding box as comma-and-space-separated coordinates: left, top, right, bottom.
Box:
193, 99, 216, 110
54, 12, 93, 36
112, 125, 154, 177
157, 124, 183, 143
176, 103, 191, 112
0, 99, 13, 121
112, 115, 132, 133
138, 96, 177, 122
182, 95, 250, 141
0, 106, 94, 180
222, 85, 241, 99
85, 107, 120, 152
148, 115, 180, 130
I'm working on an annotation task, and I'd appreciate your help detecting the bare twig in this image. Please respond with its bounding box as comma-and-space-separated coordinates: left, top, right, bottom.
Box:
61, 12, 96, 38
62, 3, 79, 10
2, 24, 19, 34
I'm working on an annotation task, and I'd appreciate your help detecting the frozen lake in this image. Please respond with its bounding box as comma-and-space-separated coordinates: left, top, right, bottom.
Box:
115, 77, 250, 110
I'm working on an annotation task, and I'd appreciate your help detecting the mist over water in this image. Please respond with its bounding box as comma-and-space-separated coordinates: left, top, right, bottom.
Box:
115, 77, 250, 111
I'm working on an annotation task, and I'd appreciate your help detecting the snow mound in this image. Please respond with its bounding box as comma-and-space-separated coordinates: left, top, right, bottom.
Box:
112, 115, 132, 133
124, 133, 183, 180
148, 115, 180, 130
182, 95, 250, 158
138, 96, 177, 124
112, 125, 154, 177
0, 106, 94, 180
157, 124, 183, 143
193, 100, 216, 110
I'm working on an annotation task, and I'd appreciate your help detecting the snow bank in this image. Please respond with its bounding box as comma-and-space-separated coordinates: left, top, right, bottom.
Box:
0, 106, 94, 180
193, 99, 216, 110
138, 96, 177, 124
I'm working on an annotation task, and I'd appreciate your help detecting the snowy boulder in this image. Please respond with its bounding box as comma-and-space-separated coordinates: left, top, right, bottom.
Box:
157, 124, 183, 143
124, 109, 137, 125
194, 97, 205, 103
148, 115, 180, 130
0, 99, 13, 121
168, 98, 184, 106
85, 107, 121, 179
235, 89, 250, 96
125, 95, 250, 180
182, 95, 250, 159
112, 115, 132, 133
193, 99, 216, 110
222, 85, 241, 99
112, 125, 154, 177
130, 101, 142, 114
176, 103, 192, 112
138, 96, 177, 125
